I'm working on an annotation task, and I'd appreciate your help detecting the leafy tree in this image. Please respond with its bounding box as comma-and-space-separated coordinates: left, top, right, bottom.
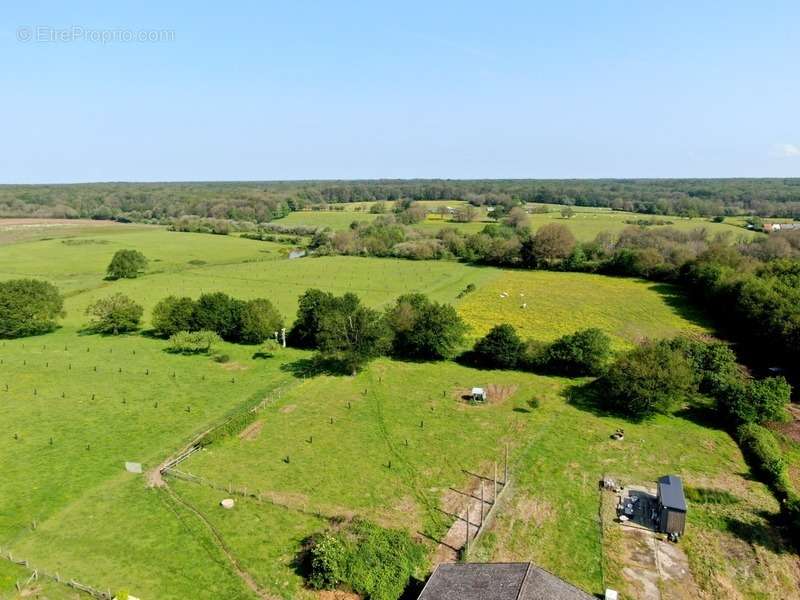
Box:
193, 292, 243, 341
521, 223, 576, 267
106, 249, 148, 280
167, 330, 221, 354
385, 293, 467, 359
540, 328, 612, 376
471, 324, 525, 369
561, 206, 576, 218
306, 519, 426, 600
452, 205, 478, 223
316, 293, 391, 374
238, 298, 283, 344
151, 296, 196, 337
599, 341, 697, 419
503, 207, 530, 231
290, 289, 337, 348
85, 293, 143, 334
0, 279, 64, 338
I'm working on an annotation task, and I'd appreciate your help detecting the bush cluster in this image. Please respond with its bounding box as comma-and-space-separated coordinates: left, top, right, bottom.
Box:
167, 330, 222, 354
466, 324, 612, 377
152, 293, 283, 344
306, 519, 425, 600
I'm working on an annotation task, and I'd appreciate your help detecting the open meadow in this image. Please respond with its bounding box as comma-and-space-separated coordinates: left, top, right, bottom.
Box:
273, 203, 759, 243
0, 222, 796, 600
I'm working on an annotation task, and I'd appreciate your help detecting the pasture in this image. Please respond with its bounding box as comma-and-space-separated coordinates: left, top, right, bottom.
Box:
0, 223, 795, 600
457, 270, 711, 348
274, 203, 759, 242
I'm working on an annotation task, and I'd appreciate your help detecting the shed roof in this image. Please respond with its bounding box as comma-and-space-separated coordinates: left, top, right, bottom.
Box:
658, 475, 687, 512
417, 562, 593, 600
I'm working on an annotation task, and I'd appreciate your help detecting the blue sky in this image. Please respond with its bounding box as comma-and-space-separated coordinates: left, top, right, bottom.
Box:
2, 1, 799, 183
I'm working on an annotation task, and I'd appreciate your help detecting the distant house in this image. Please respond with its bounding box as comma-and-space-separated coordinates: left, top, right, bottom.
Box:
417, 562, 593, 600
656, 475, 687, 537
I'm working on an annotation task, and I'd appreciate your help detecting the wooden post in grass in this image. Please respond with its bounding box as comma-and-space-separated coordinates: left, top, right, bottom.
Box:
465, 505, 470, 555
480, 479, 485, 523
504, 444, 509, 485
494, 462, 498, 504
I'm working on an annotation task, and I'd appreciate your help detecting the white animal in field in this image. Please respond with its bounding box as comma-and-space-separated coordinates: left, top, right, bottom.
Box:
521, 303, 527, 309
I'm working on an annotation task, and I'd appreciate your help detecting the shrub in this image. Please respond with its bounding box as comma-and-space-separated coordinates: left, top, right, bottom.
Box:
151, 296, 196, 337
718, 376, 791, 425
306, 519, 425, 600
470, 324, 525, 369
0, 279, 64, 338
167, 330, 221, 354
598, 340, 697, 419
85, 293, 143, 334
385, 293, 467, 360
736, 423, 790, 494
106, 249, 147, 280
539, 328, 612, 376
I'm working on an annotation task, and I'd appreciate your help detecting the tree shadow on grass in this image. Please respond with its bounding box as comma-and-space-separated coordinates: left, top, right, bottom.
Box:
722, 511, 795, 555
280, 355, 351, 378
647, 282, 715, 331
562, 380, 636, 420
674, 402, 726, 430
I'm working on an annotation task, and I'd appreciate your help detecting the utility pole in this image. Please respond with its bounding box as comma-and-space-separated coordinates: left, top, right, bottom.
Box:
281, 327, 286, 348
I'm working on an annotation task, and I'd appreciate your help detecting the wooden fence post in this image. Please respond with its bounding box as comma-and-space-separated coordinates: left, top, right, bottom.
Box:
504, 444, 509, 485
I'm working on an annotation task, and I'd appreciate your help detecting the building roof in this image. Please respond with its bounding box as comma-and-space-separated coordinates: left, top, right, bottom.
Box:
658, 475, 687, 512
417, 562, 594, 600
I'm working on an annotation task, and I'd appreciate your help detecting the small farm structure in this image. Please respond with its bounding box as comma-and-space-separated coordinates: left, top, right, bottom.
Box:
656, 475, 687, 536
417, 562, 593, 600
471, 387, 487, 402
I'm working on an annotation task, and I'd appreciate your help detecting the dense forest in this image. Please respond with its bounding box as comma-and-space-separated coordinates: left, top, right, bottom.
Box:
2, 178, 800, 222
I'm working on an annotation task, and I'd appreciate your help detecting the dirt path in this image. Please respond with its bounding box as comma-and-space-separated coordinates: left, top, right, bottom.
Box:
164, 485, 278, 600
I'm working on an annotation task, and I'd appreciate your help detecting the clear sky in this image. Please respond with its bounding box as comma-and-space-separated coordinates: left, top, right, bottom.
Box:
2, 1, 799, 183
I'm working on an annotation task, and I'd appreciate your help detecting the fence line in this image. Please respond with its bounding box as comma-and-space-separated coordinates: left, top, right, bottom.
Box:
163, 467, 336, 521
1, 548, 111, 599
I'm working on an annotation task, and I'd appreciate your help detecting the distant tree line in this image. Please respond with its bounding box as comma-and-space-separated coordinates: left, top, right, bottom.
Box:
3, 178, 800, 223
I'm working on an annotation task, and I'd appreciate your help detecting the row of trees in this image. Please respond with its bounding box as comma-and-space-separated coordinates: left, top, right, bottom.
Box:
290, 291, 467, 373
152, 293, 283, 344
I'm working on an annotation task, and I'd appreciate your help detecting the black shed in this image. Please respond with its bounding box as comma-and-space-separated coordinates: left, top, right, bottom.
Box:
656, 474, 687, 536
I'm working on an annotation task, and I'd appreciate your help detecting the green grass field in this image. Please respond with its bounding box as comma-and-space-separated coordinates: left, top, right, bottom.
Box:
274, 203, 759, 242
0, 222, 795, 600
